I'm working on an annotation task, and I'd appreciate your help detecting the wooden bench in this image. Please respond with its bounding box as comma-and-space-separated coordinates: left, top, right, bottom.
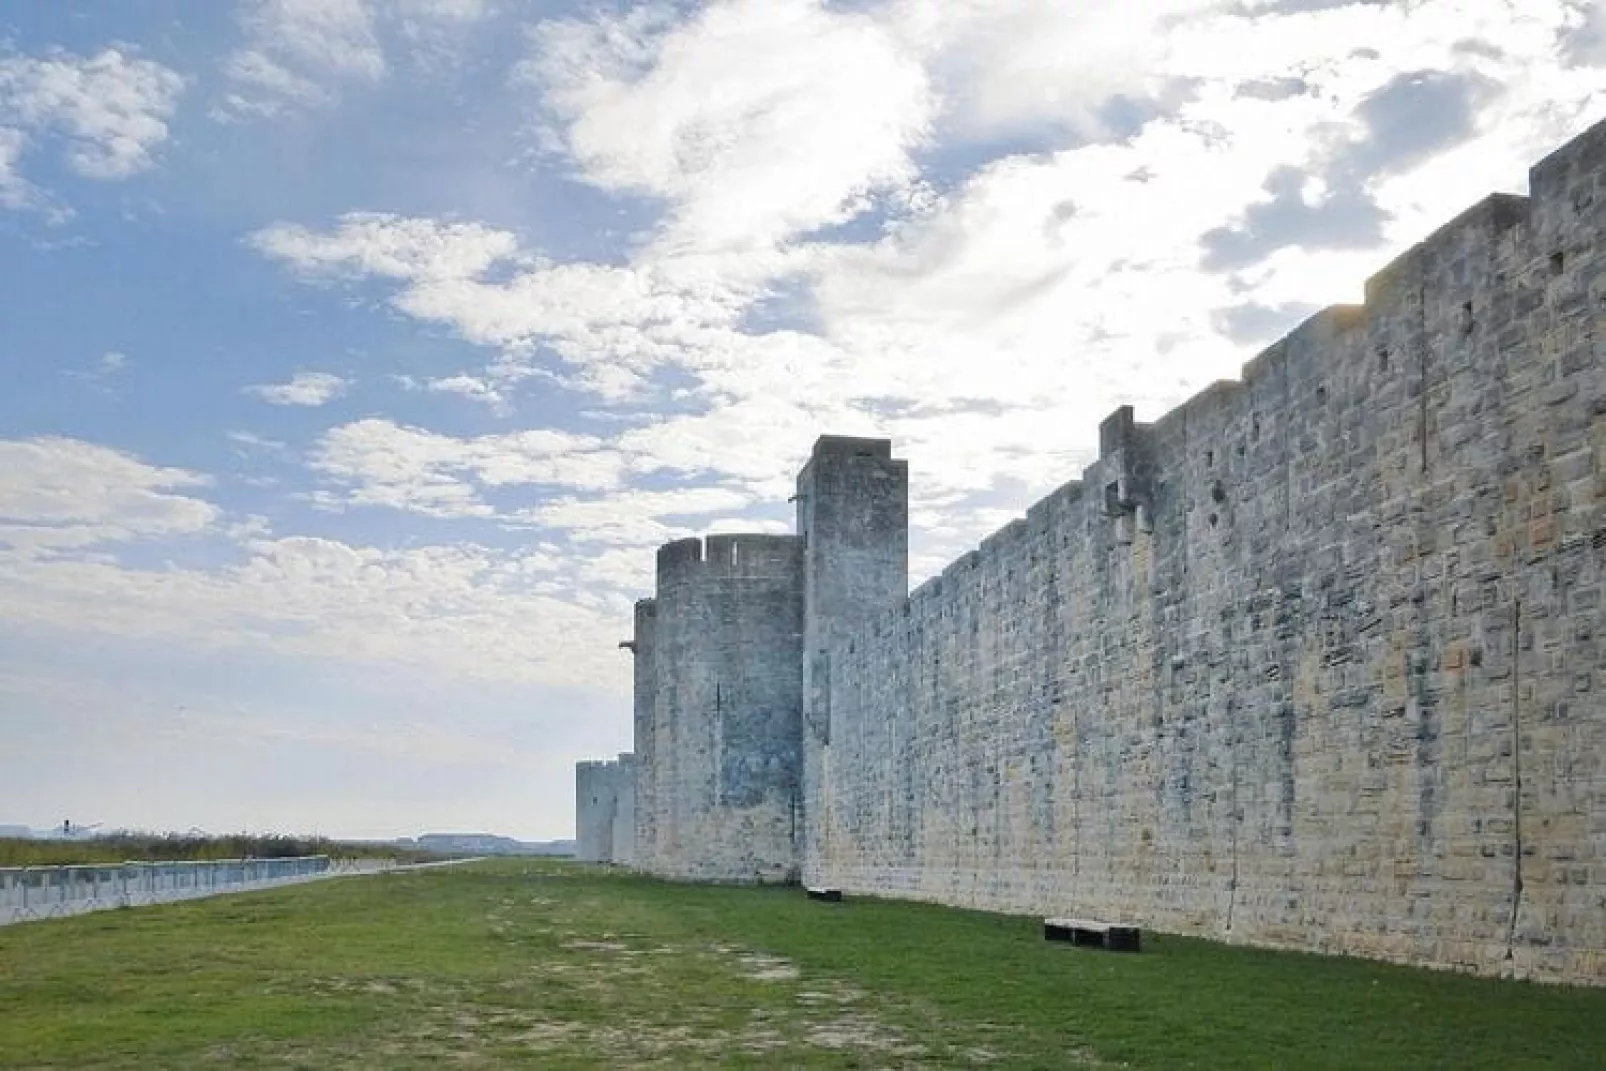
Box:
806, 887, 843, 903
1043, 917, 1141, 952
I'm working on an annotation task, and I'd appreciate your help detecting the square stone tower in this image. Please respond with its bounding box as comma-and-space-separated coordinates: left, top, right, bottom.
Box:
795, 436, 908, 883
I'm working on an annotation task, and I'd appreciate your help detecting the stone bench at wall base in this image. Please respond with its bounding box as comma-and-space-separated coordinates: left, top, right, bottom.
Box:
1044, 918, 1142, 952
806, 886, 843, 903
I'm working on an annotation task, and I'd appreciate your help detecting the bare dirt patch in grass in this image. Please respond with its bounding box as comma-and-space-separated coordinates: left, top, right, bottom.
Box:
736, 950, 801, 981
807, 1012, 925, 1055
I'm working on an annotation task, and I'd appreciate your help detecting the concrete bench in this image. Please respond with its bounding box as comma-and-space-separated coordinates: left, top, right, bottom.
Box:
806, 887, 843, 903
1044, 917, 1141, 952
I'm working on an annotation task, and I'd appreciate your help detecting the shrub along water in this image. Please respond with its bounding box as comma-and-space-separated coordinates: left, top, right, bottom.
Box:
0, 834, 433, 867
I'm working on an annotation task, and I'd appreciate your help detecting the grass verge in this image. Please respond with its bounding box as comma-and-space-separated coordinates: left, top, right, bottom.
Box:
0, 859, 1601, 1068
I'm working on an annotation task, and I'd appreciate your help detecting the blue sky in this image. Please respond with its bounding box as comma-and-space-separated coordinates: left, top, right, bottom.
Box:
1, 0, 1602, 840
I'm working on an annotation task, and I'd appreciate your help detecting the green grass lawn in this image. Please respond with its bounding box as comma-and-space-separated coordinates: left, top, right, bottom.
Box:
1, 859, 1601, 1069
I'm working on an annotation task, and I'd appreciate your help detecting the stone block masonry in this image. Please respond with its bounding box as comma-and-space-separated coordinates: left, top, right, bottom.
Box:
579, 119, 1606, 984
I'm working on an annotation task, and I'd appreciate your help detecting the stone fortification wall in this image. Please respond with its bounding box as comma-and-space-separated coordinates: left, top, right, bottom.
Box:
645, 534, 806, 882
813, 121, 1606, 984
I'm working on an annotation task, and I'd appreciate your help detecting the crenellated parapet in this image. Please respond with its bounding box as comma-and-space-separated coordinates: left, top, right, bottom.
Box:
656, 534, 805, 586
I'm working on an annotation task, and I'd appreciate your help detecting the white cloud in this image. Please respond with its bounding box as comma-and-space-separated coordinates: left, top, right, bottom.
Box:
218, 0, 499, 117
886, 0, 1217, 142
251, 212, 520, 281
0, 438, 219, 556
66, 350, 133, 392
523, 0, 935, 252
219, 0, 385, 117
250, 0, 1605, 592
0, 48, 185, 207
307, 418, 625, 518
251, 212, 750, 399
527, 485, 759, 549
0, 532, 627, 690
227, 430, 288, 455
396, 0, 491, 25
401, 373, 514, 414
0, 438, 628, 692
0, 126, 36, 208
302, 417, 780, 561
393, 0, 495, 66
245, 371, 350, 407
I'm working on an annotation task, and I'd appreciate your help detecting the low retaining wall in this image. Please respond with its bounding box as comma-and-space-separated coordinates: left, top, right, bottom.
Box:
0, 856, 335, 926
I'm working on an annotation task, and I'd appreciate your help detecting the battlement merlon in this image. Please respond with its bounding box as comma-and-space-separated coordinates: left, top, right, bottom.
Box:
1531, 115, 1606, 241
654, 534, 804, 588
1097, 405, 1156, 516
703, 533, 804, 574
656, 537, 705, 584
809, 435, 893, 460
795, 437, 906, 511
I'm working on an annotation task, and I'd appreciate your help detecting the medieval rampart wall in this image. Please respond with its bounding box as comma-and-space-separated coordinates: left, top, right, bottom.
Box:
812, 121, 1606, 983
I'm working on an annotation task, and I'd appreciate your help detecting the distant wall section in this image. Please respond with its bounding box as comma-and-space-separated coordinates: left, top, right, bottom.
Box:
574, 755, 635, 865
575, 759, 617, 863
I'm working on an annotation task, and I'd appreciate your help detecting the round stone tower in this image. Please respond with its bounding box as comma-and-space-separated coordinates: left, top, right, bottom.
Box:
650, 533, 805, 882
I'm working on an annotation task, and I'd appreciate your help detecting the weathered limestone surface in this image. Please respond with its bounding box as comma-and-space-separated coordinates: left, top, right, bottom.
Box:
579, 119, 1606, 984
815, 122, 1606, 984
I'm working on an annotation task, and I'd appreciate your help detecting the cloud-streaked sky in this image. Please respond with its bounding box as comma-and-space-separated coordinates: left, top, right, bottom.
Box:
2, 0, 1601, 841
